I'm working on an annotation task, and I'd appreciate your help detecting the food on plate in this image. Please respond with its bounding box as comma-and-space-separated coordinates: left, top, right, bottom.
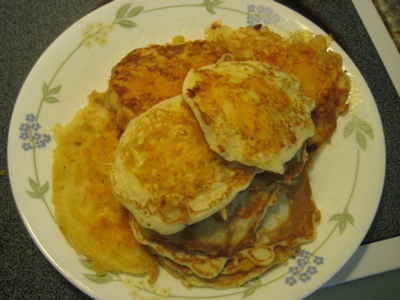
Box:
106, 40, 228, 130
105, 22, 350, 157
136, 168, 319, 288
206, 23, 350, 156
111, 95, 260, 235
52, 93, 157, 278
183, 61, 315, 174
52, 22, 349, 288
130, 183, 280, 280
204, 23, 350, 156
160, 245, 295, 288
131, 183, 280, 258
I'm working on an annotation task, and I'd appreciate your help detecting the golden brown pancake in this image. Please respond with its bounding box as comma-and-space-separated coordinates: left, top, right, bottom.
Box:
130, 183, 279, 258
107, 23, 349, 156
107, 40, 228, 129
129, 167, 319, 286
248, 143, 308, 190
112, 95, 260, 235
52, 22, 347, 289
254, 168, 320, 248
205, 23, 350, 156
183, 61, 315, 174
129, 183, 280, 280
52, 92, 157, 278
159, 245, 296, 289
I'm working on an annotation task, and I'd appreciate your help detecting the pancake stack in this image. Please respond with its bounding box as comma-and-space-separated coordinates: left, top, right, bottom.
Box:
111, 61, 321, 288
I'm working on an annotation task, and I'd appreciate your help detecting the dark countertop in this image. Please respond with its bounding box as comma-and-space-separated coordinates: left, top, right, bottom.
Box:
1, 1, 399, 299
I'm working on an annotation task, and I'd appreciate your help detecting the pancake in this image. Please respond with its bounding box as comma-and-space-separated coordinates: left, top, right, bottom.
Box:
107, 40, 228, 129
183, 61, 315, 174
159, 245, 296, 289
130, 183, 279, 257
248, 143, 308, 190
107, 23, 349, 156
129, 183, 279, 279
52, 92, 157, 277
130, 167, 319, 285
252, 168, 320, 248
111, 95, 260, 235
51, 22, 348, 289
205, 23, 350, 156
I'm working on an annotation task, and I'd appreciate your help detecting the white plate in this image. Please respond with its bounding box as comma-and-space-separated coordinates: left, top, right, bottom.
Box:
8, 1, 385, 299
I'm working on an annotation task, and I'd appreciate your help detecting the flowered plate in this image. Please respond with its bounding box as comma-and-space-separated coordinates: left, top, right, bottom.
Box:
8, 1, 385, 299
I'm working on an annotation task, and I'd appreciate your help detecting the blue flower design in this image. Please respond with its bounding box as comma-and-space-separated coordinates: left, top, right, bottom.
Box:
266, 8, 273, 16
313, 256, 324, 266
19, 114, 51, 151
247, 5, 255, 13
297, 249, 311, 258
296, 258, 308, 267
26, 114, 36, 122
257, 5, 265, 13
32, 132, 42, 141
20, 123, 30, 132
307, 265, 318, 275
37, 140, 47, 148
299, 272, 311, 282
42, 134, 51, 143
286, 251, 325, 286
247, 15, 256, 26
20, 132, 30, 141
22, 142, 33, 151
285, 276, 297, 286
289, 266, 300, 276
30, 123, 41, 131
247, 5, 280, 26
271, 14, 280, 23
263, 16, 271, 24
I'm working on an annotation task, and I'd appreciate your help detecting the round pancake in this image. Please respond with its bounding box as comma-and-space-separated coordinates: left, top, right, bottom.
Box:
130, 183, 279, 257
129, 184, 279, 279
183, 61, 315, 174
205, 23, 350, 157
107, 40, 228, 130
130, 167, 319, 282
159, 245, 296, 289
111, 95, 260, 235
255, 168, 320, 247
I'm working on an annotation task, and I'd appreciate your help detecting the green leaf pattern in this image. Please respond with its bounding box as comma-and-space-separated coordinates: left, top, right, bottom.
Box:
79, 258, 96, 271
42, 82, 62, 103
203, 0, 224, 14
344, 115, 374, 150
27, 177, 49, 199
330, 212, 355, 234
115, 4, 144, 28
242, 277, 262, 298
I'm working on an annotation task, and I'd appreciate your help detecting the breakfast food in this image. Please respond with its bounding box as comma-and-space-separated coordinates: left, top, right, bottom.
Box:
52, 22, 350, 289
134, 168, 319, 288
129, 183, 280, 280
107, 40, 228, 130
111, 95, 260, 235
183, 61, 315, 174
106, 22, 350, 156
204, 23, 350, 156
52, 94, 157, 277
